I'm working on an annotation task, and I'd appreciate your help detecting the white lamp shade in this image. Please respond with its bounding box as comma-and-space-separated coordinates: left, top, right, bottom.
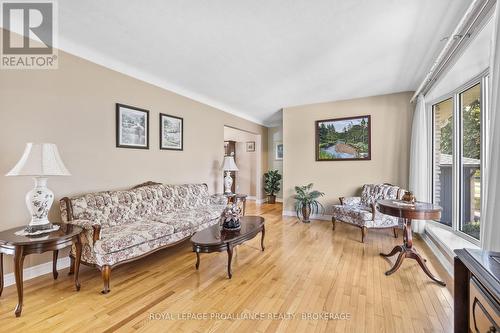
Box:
222, 156, 239, 172
6, 143, 71, 176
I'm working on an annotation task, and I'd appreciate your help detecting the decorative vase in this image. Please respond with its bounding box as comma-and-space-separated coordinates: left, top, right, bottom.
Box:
402, 191, 416, 203
301, 205, 311, 223
268, 195, 276, 204
222, 203, 241, 231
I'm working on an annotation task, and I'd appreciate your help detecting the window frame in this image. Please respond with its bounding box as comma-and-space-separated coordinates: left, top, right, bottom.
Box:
427, 69, 488, 247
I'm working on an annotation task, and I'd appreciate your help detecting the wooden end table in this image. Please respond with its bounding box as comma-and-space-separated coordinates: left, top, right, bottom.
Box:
377, 200, 446, 286
225, 193, 248, 216
191, 216, 264, 278
0, 223, 83, 317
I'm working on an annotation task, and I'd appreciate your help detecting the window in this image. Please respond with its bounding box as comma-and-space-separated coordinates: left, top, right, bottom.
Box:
459, 84, 481, 239
431, 75, 486, 242
432, 98, 453, 227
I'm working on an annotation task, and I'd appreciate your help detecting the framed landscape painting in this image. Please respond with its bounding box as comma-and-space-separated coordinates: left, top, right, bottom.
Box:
116, 103, 149, 149
160, 113, 183, 150
315, 115, 371, 161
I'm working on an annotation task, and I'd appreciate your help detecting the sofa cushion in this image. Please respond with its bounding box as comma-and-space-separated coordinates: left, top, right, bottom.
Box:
151, 205, 223, 233
94, 221, 175, 255
70, 191, 115, 225
332, 204, 373, 226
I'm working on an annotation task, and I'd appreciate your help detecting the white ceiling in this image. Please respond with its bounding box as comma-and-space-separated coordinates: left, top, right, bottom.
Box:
55, 1, 469, 125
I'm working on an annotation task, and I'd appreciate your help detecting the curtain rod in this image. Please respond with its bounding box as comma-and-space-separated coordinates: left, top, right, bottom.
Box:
410, 0, 496, 103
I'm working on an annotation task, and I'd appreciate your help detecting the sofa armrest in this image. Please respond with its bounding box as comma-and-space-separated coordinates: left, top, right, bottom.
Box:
340, 196, 361, 206
210, 194, 228, 205
65, 219, 101, 241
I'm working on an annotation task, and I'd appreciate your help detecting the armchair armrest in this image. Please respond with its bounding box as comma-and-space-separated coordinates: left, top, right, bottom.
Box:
210, 194, 228, 205
65, 219, 101, 241
340, 196, 361, 206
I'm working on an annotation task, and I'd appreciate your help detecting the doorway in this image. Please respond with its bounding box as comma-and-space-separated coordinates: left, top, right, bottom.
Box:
223, 126, 261, 200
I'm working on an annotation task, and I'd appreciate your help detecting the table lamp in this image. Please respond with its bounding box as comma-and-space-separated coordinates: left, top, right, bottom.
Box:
6, 143, 71, 234
222, 154, 238, 194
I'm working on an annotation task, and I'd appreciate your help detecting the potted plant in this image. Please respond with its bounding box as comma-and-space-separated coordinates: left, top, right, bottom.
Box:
294, 183, 324, 223
264, 170, 282, 204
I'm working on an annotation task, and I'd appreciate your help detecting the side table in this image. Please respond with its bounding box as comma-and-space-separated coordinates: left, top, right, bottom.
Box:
377, 200, 446, 286
0, 223, 83, 317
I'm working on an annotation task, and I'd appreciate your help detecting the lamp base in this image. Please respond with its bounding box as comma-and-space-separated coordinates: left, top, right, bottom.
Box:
23, 177, 55, 235
224, 171, 234, 194
24, 222, 54, 234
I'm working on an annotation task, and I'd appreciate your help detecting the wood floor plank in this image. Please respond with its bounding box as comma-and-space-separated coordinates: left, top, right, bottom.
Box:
0, 202, 454, 332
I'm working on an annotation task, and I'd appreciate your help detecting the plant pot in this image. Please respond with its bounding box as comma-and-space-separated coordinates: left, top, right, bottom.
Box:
268, 195, 276, 204
301, 205, 311, 223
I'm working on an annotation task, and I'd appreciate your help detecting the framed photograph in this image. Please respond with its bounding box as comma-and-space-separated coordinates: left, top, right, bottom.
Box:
275, 142, 283, 160
116, 103, 149, 149
246, 141, 255, 152
160, 113, 183, 150
315, 115, 371, 161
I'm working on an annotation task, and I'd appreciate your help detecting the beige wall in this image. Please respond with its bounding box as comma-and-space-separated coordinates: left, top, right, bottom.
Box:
224, 126, 260, 197
0, 44, 268, 274
282, 92, 414, 213
267, 125, 283, 199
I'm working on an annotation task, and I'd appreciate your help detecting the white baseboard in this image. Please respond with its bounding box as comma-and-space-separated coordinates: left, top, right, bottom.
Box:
282, 210, 332, 221
246, 197, 270, 204
3, 257, 71, 288
420, 232, 453, 277
251, 197, 283, 204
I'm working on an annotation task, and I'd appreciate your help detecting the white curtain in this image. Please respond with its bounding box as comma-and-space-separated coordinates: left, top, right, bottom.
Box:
481, 1, 500, 251
409, 94, 430, 233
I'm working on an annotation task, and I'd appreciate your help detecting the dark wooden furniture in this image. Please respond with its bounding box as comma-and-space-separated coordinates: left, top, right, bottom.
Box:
0, 224, 83, 317
224, 140, 236, 193
377, 200, 446, 286
191, 216, 265, 278
225, 193, 248, 216
454, 249, 499, 333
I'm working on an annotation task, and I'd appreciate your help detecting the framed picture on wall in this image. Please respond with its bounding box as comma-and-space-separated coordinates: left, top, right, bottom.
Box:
160, 113, 183, 150
116, 103, 149, 149
315, 115, 371, 161
275, 143, 283, 160
246, 141, 255, 152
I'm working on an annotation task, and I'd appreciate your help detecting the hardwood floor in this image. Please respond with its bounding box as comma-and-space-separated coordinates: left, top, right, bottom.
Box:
0, 203, 453, 332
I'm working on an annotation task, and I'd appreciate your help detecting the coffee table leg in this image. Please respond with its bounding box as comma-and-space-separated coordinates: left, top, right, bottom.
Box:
74, 236, 82, 291
261, 225, 265, 251
227, 245, 233, 279
52, 250, 59, 280
14, 246, 25, 317
195, 251, 200, 270
0, 253, 3, 297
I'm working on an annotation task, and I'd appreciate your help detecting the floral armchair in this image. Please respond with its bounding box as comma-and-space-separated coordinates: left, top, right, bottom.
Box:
331, 184, 405, 242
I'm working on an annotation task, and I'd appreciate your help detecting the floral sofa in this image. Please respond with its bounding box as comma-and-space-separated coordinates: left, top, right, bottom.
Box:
60, 182, 227, 293
331, 184, 405, 242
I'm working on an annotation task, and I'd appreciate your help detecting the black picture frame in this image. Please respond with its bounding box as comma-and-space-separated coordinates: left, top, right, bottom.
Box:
246, 141, 255, 152
159, 113, 184, 151
315, 115, 371, 161
116, 103, 150, 149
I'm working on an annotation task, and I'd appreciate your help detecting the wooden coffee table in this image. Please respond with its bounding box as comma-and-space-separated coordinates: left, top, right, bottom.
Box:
377, 200, 446, 286
191, 216, 265, 278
